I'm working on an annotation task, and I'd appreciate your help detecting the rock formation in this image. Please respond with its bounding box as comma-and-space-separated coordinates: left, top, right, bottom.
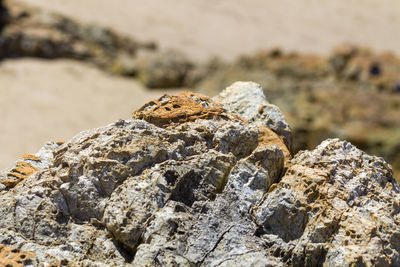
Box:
1, 0, 398, 181
0, 82, 399, 266
194, 47, 400, 181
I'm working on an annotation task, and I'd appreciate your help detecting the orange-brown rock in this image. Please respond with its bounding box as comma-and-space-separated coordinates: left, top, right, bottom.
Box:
258, 126, 290, 163
0, 244, 36, 267
133, 92, 243, 127
8, 161, 39, 178
20, 153, 41, 162
2, 161, 39, 188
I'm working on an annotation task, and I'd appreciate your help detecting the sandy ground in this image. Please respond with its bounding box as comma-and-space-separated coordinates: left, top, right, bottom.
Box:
2, 0, 400, 168
0, 59, 180, 168
17, 0, 400, 62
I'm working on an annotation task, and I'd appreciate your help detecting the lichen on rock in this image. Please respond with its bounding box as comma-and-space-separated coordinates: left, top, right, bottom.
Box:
0, 244, 37, 267
0, 81, 399, 266
0, 141, 61, 191
133, 91, 239, 127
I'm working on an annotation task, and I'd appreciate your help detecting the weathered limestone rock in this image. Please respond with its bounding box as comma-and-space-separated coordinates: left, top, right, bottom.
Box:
0, 82, 399, 266
214, 81, 292, 152
253, 139, 400, 266
0, 141, 61, 191
195, 47, 400, 181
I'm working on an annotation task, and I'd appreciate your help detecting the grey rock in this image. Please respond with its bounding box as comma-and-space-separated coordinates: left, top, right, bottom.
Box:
0, 82, 398, 266
253, 138, 400, 266
214, 81, 292, 151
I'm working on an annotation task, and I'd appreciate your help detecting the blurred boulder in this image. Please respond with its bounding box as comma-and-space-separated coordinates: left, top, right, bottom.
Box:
330, 44, 400, 92
0, 0, 155, 75
0, 0, 9, 31
136, 50, 193, 88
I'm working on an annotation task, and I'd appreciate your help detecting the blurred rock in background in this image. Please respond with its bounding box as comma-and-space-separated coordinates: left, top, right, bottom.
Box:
0, 0, 156, 73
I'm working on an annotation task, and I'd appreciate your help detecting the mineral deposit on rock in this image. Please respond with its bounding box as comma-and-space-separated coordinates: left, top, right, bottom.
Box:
0, 82, 398, 266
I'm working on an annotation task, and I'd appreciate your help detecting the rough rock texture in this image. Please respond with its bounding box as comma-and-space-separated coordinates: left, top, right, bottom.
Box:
0, 244, 38, 266
194, 46, 400, 181
254, 139, 400, 266
0, 82, 399, 266
134, 91, 239, 127
214, 81, 292, 152
0, 141, 61, 191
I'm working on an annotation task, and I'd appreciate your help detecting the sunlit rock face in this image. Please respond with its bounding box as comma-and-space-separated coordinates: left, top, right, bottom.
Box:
0, 82, 398, 266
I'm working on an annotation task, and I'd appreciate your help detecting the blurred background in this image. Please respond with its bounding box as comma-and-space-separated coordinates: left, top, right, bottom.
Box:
0, 0, 399, 180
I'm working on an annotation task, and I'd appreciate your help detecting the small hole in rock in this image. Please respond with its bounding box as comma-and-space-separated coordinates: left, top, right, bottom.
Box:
254, 226, 264, 237
174, 204, 186, 213
164, 170, 179, 186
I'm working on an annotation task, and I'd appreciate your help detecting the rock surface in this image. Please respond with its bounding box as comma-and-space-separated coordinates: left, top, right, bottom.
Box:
214, 81, 292, 152
0, 141, 61, 191
0, 244, 38, 266
194, 47, 400, 181
0, 82, 399, 266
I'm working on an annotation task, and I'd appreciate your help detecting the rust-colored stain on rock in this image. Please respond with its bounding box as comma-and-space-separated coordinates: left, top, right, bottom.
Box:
0, 244, 36, 267
21, 153, 41, 162
133, 92, 242, 127
258, 126, 291, 162
2, 161, 40, 189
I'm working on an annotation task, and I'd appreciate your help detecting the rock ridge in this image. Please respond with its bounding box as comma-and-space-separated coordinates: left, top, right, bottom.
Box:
0, 82, 398, 266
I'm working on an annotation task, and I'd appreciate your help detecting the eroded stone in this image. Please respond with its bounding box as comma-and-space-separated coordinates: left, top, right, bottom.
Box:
0, 82, 397, 266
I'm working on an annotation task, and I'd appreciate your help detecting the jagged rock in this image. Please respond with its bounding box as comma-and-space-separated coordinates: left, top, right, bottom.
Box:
214, 81, 292, 152
194, 47, 400, 181
253, 138, 400, 266
0, 82, 399, 266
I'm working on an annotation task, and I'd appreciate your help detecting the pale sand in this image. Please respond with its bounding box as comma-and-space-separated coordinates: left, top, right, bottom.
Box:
0, 59, 181, 168
17, 0, 400, 61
